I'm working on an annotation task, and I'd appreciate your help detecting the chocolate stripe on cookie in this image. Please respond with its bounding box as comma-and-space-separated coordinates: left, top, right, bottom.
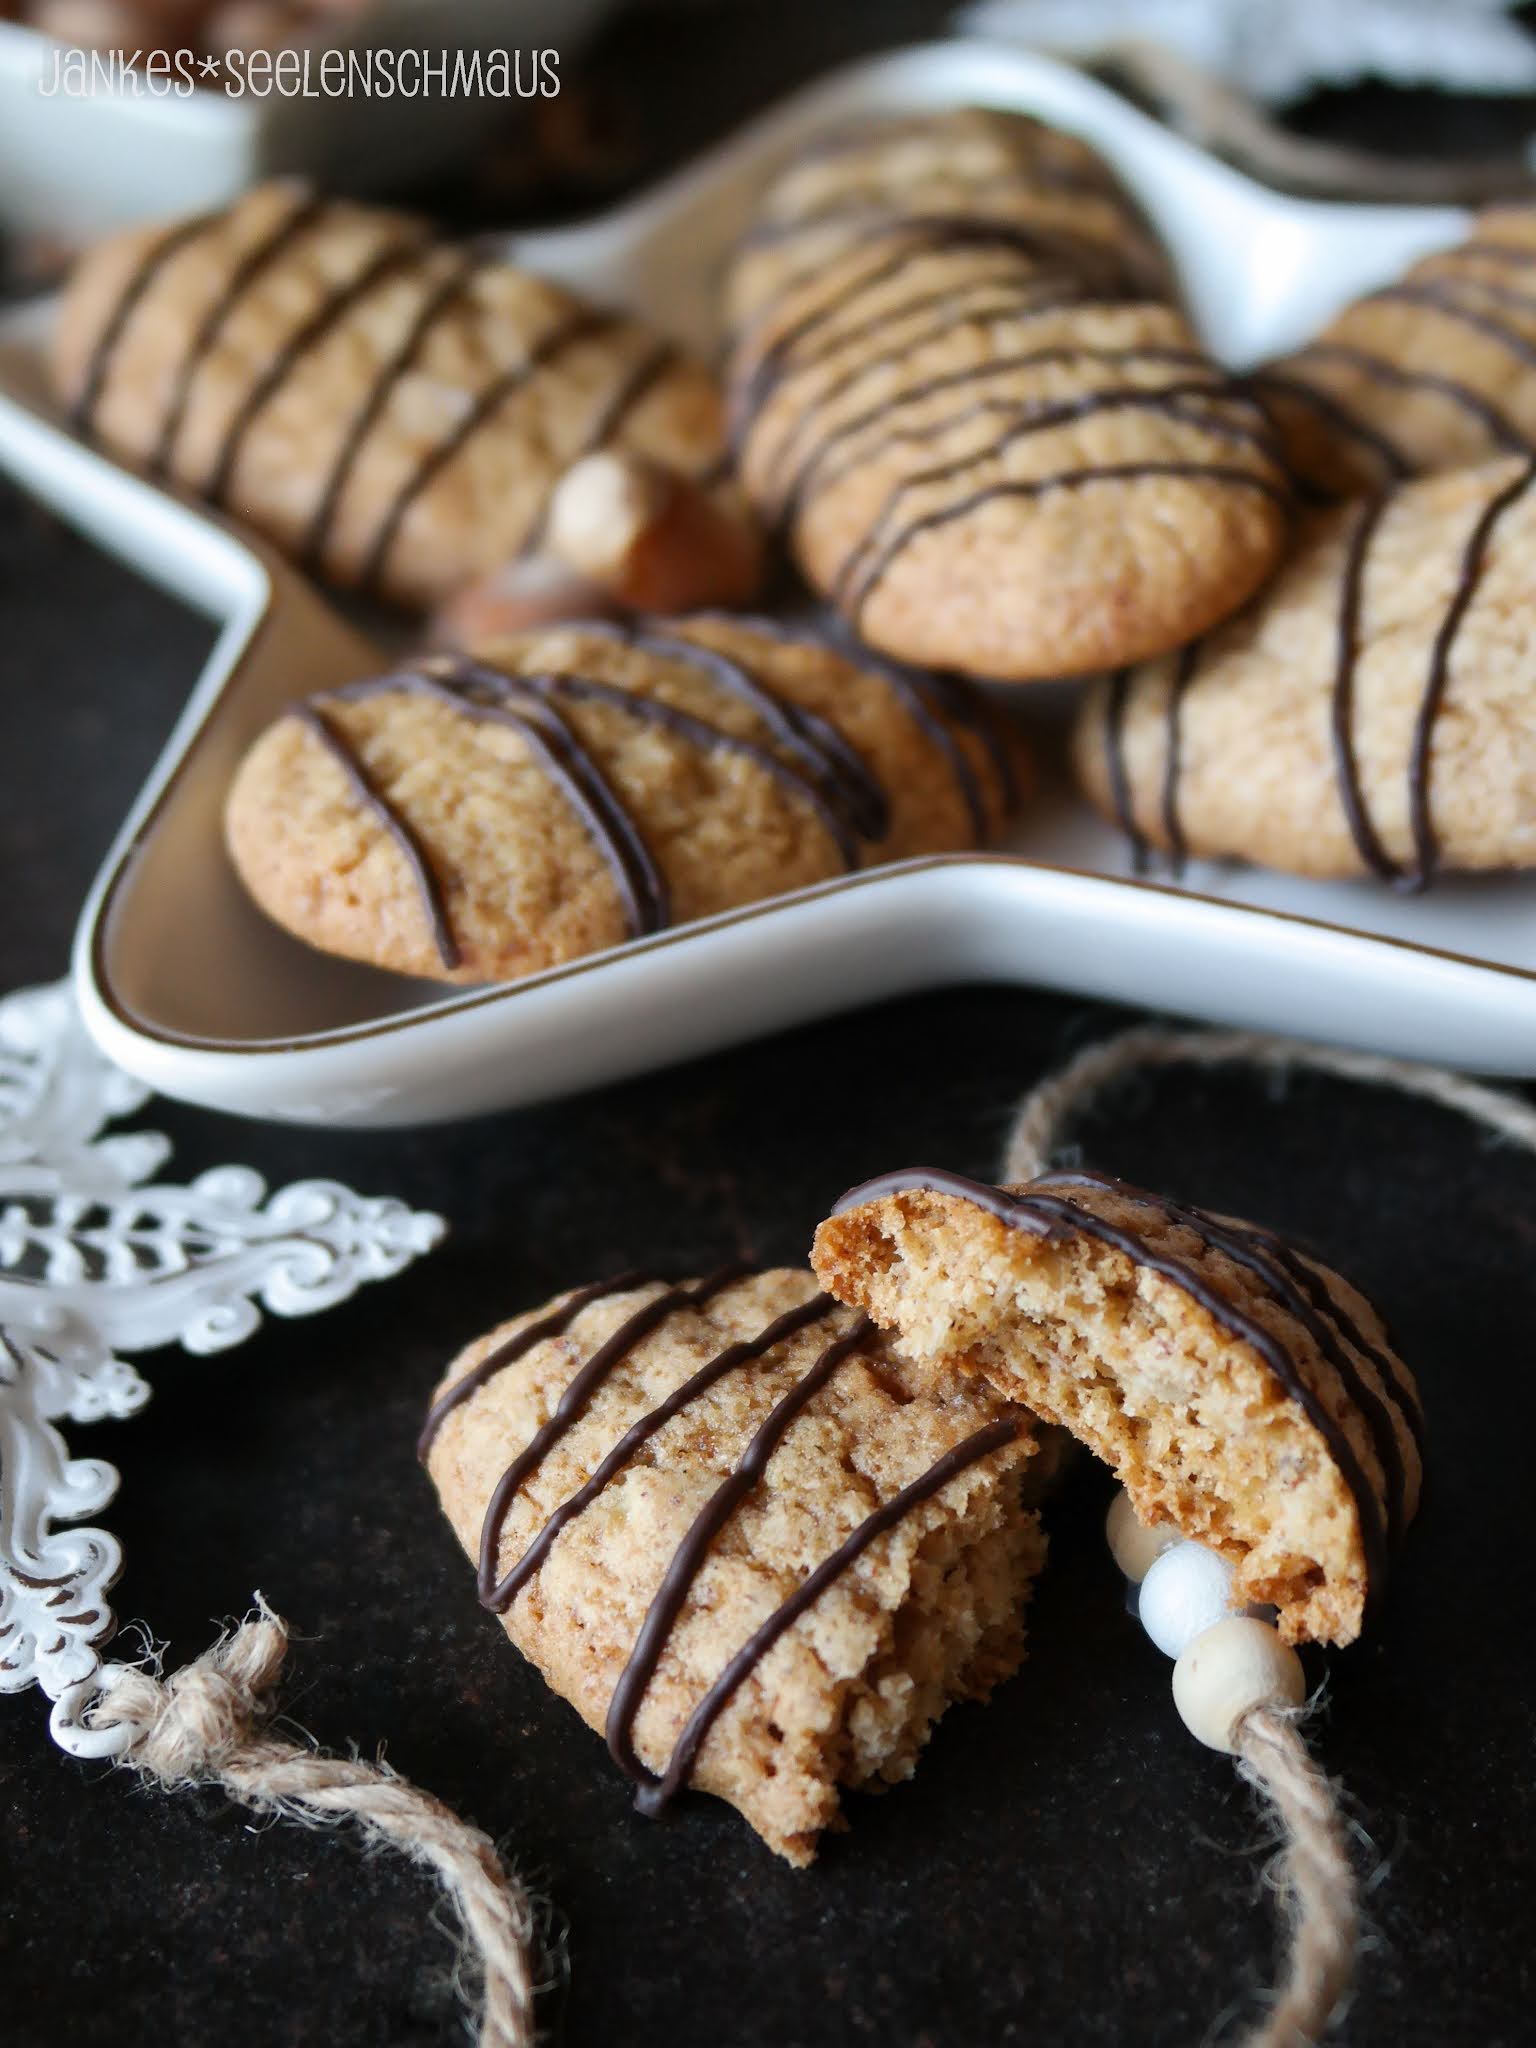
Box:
629, 1413, 1022, 1817
1037, 1168, 1421, 1542
833, 401, 1280, 613
775, 344, 1231, 523
347, 662, 672, 937
1247, 370, 1410, 494
1329, 494, 1398, 879
1362, 280, 1536, 372
606, 1311, 876, 1786
688, 610, 1017, 835
831, 1166, 1395, 1608
731, 219, 1149, 432
605, 622, 890, 844
359, 306, 616, 598
1289, 343, 1527, 454
473, 1264, 754, 1607
1405, 454, 1536, 888
205, 231, 429, 509
1103, 669, 1146, 873
291, 704, 460, 971
300, 247, 491, 571
835, 461, 1291, 626
746, 278, 1104, 481
150, 186, 326, 479
1158, 641, 1199, 873
486, 1290, 843, 1611
70, 210, 219, 436
417, 1270, 657, 1458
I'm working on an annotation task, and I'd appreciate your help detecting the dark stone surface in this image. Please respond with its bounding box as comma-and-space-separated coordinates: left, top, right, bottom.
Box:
4, 12, 1536, 2043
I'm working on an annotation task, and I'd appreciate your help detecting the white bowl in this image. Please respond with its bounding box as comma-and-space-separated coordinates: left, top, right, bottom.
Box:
6, 38, 1529, 1129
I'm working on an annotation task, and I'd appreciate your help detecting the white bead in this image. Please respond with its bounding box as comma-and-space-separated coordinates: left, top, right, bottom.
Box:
1106, 1490, 1180, 1583
1138, 1540, 1244, 1658
1172, 1617, 1307, 1753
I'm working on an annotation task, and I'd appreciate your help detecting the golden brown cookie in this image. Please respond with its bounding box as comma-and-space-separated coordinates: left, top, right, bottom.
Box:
420, 1264, 1042, 1865
52, 180, 754, 611
224, 613, 1022, 984
812, 1167, 1422, 1647
725, 108, 1291, 681
1073, 454, 1536, 883
1254, 204, 1536, 498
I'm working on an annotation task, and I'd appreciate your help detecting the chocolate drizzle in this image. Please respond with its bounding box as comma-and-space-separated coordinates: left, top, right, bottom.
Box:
70, 210, 218, 436
300, 247, 490, 571
150, 187, 325, 479
730, 157, 1284, 632
291, 613, 1006, 965
334, 659, 671, 939
417, 1271, 654, 1459
359, 306, 614, 597
831, 1164, 1421, 1611
581, 620, 890, 846
836, 461, 1289, 626
425, 1264, 1019, 1817
624, 1411, 1020, 1816
1326, 458, 1536, 889
1403, 455, 1536, 888
1102, 669, 1145, 873
473, 1262, 753, 1607
205, 232, 428, 509
1158, 641, 1199, 872
292, 704, 460, 970
771, 340, 1223, 526
604, 1310, 875, 1785
687, 611, 1018, 837
1329, 494, 1398, 879
1109, 456, 1536, 885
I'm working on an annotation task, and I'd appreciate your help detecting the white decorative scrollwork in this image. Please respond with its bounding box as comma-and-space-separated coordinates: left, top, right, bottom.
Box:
0, 981, 446, 1756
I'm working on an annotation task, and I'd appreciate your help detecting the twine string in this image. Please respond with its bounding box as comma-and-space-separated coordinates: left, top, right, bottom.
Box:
1235, 1707, 1360, 2048
86, 1598, 538, 2048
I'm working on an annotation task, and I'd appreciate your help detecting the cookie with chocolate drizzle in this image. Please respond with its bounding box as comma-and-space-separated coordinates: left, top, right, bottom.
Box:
725, 108, 1291, 681
1254, 203, 1536, 499
1074, 454, 1536, 885
421, 1264, 1042, 1865
52, 180, 751, 611
224, 613, 1021, 984
812, 1168, 1422, 1648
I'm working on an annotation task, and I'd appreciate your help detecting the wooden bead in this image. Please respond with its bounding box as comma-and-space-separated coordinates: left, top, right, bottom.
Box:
1172, 1617, 1306, 1753
1106, 1489, 1179, 1583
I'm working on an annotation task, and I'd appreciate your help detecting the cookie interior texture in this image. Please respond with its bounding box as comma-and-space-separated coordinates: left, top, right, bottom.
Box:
1253, 202, 1536, 498
224, 614, 1021, 986
53, 180, 743, 609
423, 1267, 1042, 1865
1074, 454, 1536, 883
726, 107, 1291, 681
812, 1172, 1422, 1646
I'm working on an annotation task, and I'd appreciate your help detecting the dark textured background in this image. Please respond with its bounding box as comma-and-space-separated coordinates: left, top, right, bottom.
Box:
4, 7, 1536, 2044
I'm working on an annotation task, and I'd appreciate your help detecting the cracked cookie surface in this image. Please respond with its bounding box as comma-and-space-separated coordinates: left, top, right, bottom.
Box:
422, 1264, 1042, 1864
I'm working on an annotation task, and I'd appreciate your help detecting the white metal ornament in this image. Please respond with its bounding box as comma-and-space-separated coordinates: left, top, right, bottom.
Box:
0, 979, 445, 1758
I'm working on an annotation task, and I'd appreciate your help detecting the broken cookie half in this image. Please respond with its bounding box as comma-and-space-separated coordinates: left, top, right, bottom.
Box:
421, 1266, 1043, 1865
812, 1169, 1423, 1647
